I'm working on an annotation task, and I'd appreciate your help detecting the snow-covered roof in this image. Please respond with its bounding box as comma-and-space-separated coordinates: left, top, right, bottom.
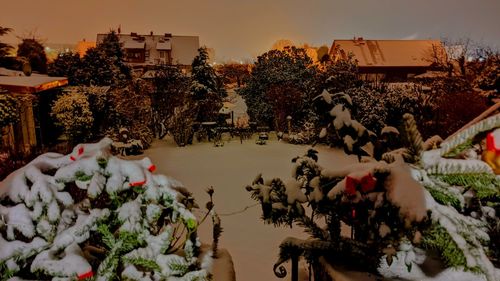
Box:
123, 41, 145, 49
156, 41, 171, 50
0, 67, 48, 77
0, 76, 68, 94
0, 67, 25, 77
331, 39, 444, 68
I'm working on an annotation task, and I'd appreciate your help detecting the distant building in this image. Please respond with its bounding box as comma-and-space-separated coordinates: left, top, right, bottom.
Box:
0, 72, 68, 153
96, 32, 199, 66
76, 39, 96, 57
329, 38, 446, 82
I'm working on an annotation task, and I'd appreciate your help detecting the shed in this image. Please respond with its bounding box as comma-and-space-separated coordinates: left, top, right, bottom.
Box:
0, 76, 68, 153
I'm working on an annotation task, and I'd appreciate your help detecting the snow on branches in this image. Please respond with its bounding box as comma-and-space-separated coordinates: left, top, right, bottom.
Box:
0, 139, 212, 280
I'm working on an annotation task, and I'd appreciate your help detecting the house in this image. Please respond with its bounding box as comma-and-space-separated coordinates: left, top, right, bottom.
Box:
96, 32, 199, 66
329, 38, 446, 82
76, 39, 97, 58
0, 74, 68, 153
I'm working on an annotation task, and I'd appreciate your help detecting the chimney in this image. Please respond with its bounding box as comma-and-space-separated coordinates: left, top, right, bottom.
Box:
354, 37, 365, 45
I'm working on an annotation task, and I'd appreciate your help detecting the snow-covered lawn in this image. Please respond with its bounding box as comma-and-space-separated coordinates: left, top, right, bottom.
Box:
131, 135, 358, 281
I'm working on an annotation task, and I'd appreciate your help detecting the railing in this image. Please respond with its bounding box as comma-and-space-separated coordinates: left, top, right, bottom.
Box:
272, 237, 378, 281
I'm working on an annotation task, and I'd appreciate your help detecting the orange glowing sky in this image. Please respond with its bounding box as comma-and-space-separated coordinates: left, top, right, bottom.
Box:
2, 0, 500, 61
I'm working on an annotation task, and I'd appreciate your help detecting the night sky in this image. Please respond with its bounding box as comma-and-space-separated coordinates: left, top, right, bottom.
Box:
2, 0, 500, 61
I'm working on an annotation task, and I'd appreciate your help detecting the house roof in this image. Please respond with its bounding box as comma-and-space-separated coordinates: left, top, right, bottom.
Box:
330, 39, 445, 68
0, 76, 68, 94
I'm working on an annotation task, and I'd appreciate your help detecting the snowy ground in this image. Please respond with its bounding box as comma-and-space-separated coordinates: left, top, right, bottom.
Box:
130, 134, 358, 281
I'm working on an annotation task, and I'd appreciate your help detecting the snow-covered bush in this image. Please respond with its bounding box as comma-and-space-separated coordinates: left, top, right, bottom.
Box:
247, 148, 429, 276
314, 90, 375, 159
0, 138, 213, 280
0, 93, 18, 130
319, 53, 363, 94
247, 111, 500, 280
287, 121, 318, 145
168, 102, 197, 147
344, 85, 432, 134
51, 91, 94, 144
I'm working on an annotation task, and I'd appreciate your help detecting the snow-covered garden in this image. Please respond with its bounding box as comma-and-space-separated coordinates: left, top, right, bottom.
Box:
0, 28, 499, 281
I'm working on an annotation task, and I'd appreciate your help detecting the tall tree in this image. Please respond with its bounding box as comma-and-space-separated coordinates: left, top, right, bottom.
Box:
109, 79, 153, 148
17, 38, 48, 73
97, 30, 131, 82
47, 52, 82, 85
152, 65, 192, 138
239, 47, 318, 129
64, 31, 131, 86
78, 47, 116, 86
191, 47, 226, 122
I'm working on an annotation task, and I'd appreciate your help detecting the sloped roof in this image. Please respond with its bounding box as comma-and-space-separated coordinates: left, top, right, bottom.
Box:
0, 76, 68, 94
331, 39, 444, 68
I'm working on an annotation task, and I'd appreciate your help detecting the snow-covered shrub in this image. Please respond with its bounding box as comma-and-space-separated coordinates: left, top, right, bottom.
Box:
247, 109, 500, 280
169, 102, 197, 147
246, 149, 429, 276
344, 85, 431, 134
51, 91, 94, 144
314, 90, 375, 159
0, 93, 18, 129
0, 138, 213, 280
287, 121, 317, 145
319, 53, 363, 94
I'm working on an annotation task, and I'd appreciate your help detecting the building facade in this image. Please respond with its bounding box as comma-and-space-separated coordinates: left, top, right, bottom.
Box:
96, 32, 199, 66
